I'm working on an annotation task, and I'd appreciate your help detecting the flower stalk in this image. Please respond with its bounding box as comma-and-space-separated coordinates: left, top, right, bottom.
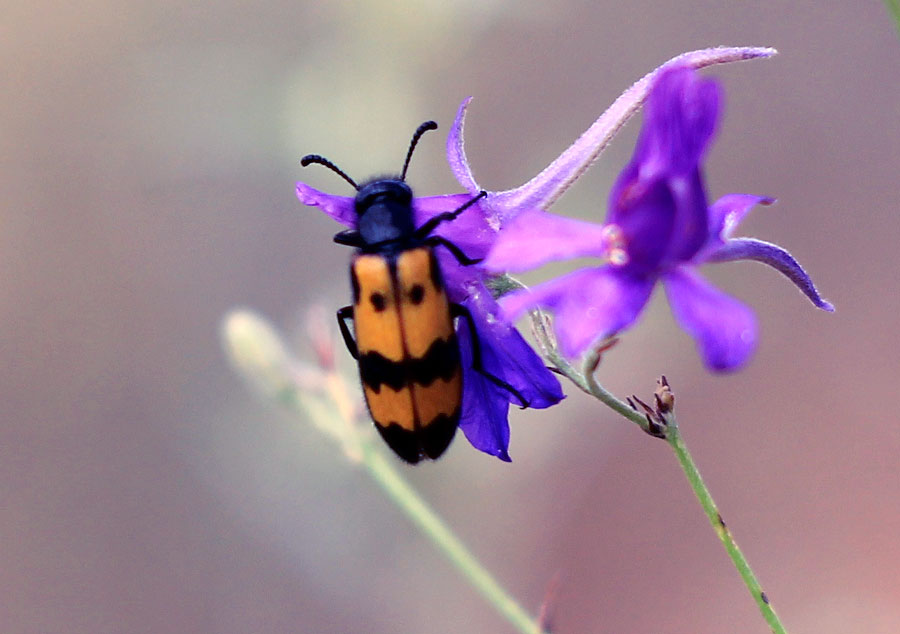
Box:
222, 309, 544, 634
885, 0, 900, 37
665, 422, 787, 634
359, 442, 544, 634
526, 307, 790, 633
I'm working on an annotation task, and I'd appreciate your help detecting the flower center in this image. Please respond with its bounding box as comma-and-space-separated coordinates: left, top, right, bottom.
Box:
600, 224, 629, 266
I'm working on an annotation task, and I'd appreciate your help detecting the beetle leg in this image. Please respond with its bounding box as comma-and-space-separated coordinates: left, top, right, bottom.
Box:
413, 190, 487, 239
451, 303, 529, 408
425, 235, 482, 266
336, 305, 359, 359
334, 230, 365, 247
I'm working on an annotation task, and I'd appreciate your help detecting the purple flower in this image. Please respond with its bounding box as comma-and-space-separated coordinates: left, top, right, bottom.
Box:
296, 174, 563, 463
482, 66, 833, 371
448, 47, 780, 219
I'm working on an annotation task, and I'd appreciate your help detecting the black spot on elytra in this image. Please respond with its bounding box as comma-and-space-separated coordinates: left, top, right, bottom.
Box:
370, 292, 386, 312
409, 284, 425, 304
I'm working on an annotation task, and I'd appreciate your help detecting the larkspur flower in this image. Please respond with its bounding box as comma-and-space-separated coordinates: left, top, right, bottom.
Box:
295, 161, 563, 463
482, 66, 833, 371
447, 47, 780, 223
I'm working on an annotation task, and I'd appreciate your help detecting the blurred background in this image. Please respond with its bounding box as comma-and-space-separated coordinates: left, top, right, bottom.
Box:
3, 1, 898, 632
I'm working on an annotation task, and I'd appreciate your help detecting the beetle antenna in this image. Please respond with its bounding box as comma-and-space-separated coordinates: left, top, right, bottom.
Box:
400, 120, 438, 181
300, 154, 359, 190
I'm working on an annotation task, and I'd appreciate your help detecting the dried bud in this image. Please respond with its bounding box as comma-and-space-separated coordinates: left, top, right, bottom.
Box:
655, 375, 675, 413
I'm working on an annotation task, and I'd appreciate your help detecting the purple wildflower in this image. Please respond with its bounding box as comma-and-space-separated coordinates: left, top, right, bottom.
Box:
482, 66, 833, 371
296, 167, 563, 463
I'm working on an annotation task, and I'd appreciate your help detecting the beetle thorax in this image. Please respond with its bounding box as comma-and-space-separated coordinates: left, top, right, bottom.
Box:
355, 179, 417, 247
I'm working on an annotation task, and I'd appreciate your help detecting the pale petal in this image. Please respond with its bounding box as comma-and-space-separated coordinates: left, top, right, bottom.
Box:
446, 97, 480, 194
482, 209, 612, 273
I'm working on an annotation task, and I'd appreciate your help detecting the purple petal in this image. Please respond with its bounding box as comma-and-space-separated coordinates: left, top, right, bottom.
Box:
501, 267, 654, 358
635, 67, 721, 175
488, 47, 777, 212
705, 237, 835, 311
453, 285, 565, 461
463, 287, 565, 408
446, 97, 481, 195
457, 361, 511, 461
412, 194, 498, 303
606, 69, 726, 272
482, 209, 613, 273
436, 256, 486, 305
295, 182, 356, 227
414, 194, 496, 261
708, 194, 775, 242
452, 296, 512, 462
663, 267, 757, 371
607, 167, 678, 273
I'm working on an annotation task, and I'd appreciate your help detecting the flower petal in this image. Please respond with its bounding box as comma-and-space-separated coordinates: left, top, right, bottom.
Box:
486, 47, 777, 212
454, 287, 564, 461
501, 267, 654, 358
663, 267, 757, 371
295, 182, 356, 227
636, 67, 721, 174
446, 97, 480, 195
707, 194, 775, 244
635, 67, 722, 177
607, 167, 678, 273
466, 287, 565, 408
706, 237, 835, 311
610, 68, 722, 270
414, 193, 496, 261
482, 209, 613, 273
457, 364, 511, 461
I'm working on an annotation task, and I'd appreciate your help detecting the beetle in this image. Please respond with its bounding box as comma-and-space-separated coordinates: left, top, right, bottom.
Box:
300, 121, 526, 463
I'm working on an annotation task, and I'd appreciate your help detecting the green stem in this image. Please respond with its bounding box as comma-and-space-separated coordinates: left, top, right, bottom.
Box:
665, 422, 787, 634
885, 0, 900, 37
358, 440, 542, 634
526, 305, 789, 632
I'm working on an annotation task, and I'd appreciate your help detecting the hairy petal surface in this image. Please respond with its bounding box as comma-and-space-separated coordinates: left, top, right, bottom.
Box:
501, 267, 654, 358
446, 97, 480, 196
482, 209, 613, 273
481, 47, 777, 212
663, 267, 757, 371
706, 237, 835, 311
